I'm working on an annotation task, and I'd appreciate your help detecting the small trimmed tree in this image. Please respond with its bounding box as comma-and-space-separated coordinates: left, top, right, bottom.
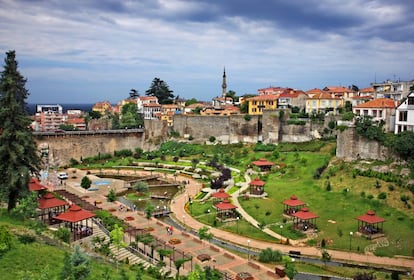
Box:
80, 176, 92, 190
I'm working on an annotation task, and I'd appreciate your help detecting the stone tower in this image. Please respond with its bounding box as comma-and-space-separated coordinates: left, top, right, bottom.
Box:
221, 67, 227, 98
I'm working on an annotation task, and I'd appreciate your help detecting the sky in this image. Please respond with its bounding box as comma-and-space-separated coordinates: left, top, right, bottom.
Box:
0, 0, 413, 104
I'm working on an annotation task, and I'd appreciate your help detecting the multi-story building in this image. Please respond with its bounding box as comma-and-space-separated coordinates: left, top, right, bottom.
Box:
247, 94, 279, 115
323, 86, 355, 101
305, 92, 344, 114
36, 104, 63, 114
353, 98, 397, 132
277, 91, 308, 110
143, 103, 161, 120
395, 92, 414, 134
92, 101, 112, 115
371, 79, 414, 101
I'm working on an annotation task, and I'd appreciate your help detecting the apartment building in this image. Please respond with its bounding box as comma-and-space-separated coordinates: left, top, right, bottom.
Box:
395, 92, 414, 134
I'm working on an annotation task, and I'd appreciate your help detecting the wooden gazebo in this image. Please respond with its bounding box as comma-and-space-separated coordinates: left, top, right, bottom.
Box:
249, 178, 265, 195
54, 204, 95, 241
251, 158, 274, 172
292, 207, 318, 231
283, 195, 306, 215
37, 192, 69, 224
356, 210, 385, 239
211, 188, 231, 202
214, 200, 238, 222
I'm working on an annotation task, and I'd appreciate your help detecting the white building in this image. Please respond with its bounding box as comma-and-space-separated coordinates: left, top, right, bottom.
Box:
395, 92, 414, 134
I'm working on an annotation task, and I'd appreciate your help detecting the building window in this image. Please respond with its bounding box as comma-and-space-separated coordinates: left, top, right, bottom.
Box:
399, 111, 408, 121
363, 110, 368, 115
408, 97, 414, 105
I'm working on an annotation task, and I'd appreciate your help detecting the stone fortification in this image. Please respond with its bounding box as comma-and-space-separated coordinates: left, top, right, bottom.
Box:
336, 127, 392, 161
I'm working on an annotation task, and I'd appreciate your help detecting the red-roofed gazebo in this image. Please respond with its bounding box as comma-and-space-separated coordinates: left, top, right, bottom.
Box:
55, 204, 95, 240
214, 200, 238, 222
29, 178, 47, 192
283, 195, 306, 215
292, 207, 318, 231
37, 192, 69, 224
356, 210, 385, 239
211, 188, 231, 202
251, 158, 274, 171
249, 178, 265, 195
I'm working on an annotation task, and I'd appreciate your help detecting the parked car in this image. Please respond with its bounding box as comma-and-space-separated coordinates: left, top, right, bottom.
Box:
57, 172, 68, 180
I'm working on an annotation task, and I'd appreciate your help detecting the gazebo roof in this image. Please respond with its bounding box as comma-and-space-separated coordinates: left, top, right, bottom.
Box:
54, 204, 95, 223
38, 192, 68, 209
283, 195, 306, 207
250, 178, 265, 186
357, 210, 385, 224
212, 188, 231, 199
29, 178, 47, 192
215, 200, 237, 210
292, 207, 318, 220
251, 158, 274, 167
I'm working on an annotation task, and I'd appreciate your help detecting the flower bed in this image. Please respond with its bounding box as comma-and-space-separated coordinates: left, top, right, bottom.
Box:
124, 216, 135, 221
168, 238, 181, 245
145, 227, 154, 232
108, 208, 116, 212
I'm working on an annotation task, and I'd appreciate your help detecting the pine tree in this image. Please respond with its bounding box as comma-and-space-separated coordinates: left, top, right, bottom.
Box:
145, 77, 174, 104
0, 50, 40, 211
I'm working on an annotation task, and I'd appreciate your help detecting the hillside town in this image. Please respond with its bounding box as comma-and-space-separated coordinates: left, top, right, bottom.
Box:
30, 70, 414, 136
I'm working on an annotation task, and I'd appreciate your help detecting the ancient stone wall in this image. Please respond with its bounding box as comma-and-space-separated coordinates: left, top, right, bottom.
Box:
336, 127, 393, 161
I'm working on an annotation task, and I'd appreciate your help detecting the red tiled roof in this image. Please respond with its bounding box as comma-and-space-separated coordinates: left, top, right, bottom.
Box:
292, 207, 318, 220
354, 98, 396, 109
283, 195, 306, 207
250, 178, 265, 186
66, 118, 85, 124
306, 88, 323, 94
29, 178, 47, 191
215, 200, 237, 210
251, 158, 274, 166
352, 95, 373, 100
248, 94, 279, 101
54, 204, 95, 223
324, 86, 354, 93
212, 188, 231, 199
307, 92, 339, 100
360, 87, 374, 93
38, 192, 68, 209
357, 210, 385, 224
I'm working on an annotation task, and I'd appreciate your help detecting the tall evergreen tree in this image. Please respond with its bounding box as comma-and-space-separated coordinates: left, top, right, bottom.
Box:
145, 77, 174, 104
0, 50, 40, 211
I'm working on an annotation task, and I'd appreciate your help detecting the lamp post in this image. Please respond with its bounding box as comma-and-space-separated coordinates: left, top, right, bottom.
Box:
190, 201, 193, 214
236, 217, 240, 234
349, 231, 353, 251
207, 209, 211, 224
280, 224, 284, 243
247, 239, 251, 260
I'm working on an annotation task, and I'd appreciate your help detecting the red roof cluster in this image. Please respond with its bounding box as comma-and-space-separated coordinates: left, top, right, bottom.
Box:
29, 178, 47, 192
211, 188, 231, 199
38, 192, 68, 209
357, 210, 385, 224
251, 158, 274, 167
283, 195, 306, 207
55, 204, 95, 223
250, 178, 265, 186
292, 207, 318, 220
354, 98, 396, 109
215, 200, 237, 210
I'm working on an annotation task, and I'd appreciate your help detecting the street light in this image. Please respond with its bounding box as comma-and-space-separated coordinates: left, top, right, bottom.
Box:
236, 217, 240, 233
190, 201, 193, 214
349, 231, 353, 251
247, 239, 251, 260
280, 224, 284, 243
207, 209, 211, 224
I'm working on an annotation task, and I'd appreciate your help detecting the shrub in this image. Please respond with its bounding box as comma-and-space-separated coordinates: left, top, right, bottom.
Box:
80, 176, 92, 189
107, 188, 117, 202
244, 114, 251, 121
325, 181, 332, 191
258, 248, 282, 263
209, 136, 216, 143
367, 194, 374, 200
378, 192, 387, 200
54, 227, 71, 243
388, 185, 395, 191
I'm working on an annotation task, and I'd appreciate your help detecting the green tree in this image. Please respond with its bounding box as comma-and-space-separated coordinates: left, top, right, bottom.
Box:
107, 188, 117, 202
59, 124, 76, 131
145, 77, 175, 104
283, 256, 298, 280
119, 102, 143, 128
110, 224, 127, 271
134, 181, 149, 194
71, 245, 91, 280
174, 257, 191, 280
135, 233, 154, 256
12, 191, 38, 219
0, 50, 40, 211
144, 203, 155, 226
80, 176, 92, 189
88, 110, 102, 119
59, 251, 74, 280
185, 98, 198, 106
0, 225, 14, 257
129, 88, 140, 99
344, 100, 353, 112
392, 131, 414, 161
321, 249, 331, 266
198, 226, 214, 245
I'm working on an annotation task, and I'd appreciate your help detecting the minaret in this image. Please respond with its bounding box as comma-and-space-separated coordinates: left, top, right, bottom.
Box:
221, 67, 227, 98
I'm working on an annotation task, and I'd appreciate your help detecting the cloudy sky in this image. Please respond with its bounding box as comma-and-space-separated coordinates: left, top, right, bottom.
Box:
1, 0, 413, 104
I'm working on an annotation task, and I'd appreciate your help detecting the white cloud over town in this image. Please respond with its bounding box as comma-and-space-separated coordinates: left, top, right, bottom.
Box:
0, 0, 413, 103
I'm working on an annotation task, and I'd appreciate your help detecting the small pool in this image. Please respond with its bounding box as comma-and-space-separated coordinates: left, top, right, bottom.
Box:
93, 180, 111, 186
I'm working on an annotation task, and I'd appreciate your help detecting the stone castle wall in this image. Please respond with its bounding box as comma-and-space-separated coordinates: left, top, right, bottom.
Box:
336, 127, 393, 161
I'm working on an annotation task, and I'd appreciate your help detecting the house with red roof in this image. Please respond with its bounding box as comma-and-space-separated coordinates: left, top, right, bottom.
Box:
353, 98, 397, 131
277, 90, 308, 110
305, 91, 344, 115
394, 92, 414, 134
323, 86, 355, 101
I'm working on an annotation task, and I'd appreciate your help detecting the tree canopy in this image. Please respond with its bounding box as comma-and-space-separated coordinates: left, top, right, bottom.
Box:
145, 77, 174, 104
0, 50, 40, 211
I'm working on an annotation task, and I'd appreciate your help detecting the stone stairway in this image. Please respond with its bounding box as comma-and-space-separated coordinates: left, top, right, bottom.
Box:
84, 222, 174, 276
